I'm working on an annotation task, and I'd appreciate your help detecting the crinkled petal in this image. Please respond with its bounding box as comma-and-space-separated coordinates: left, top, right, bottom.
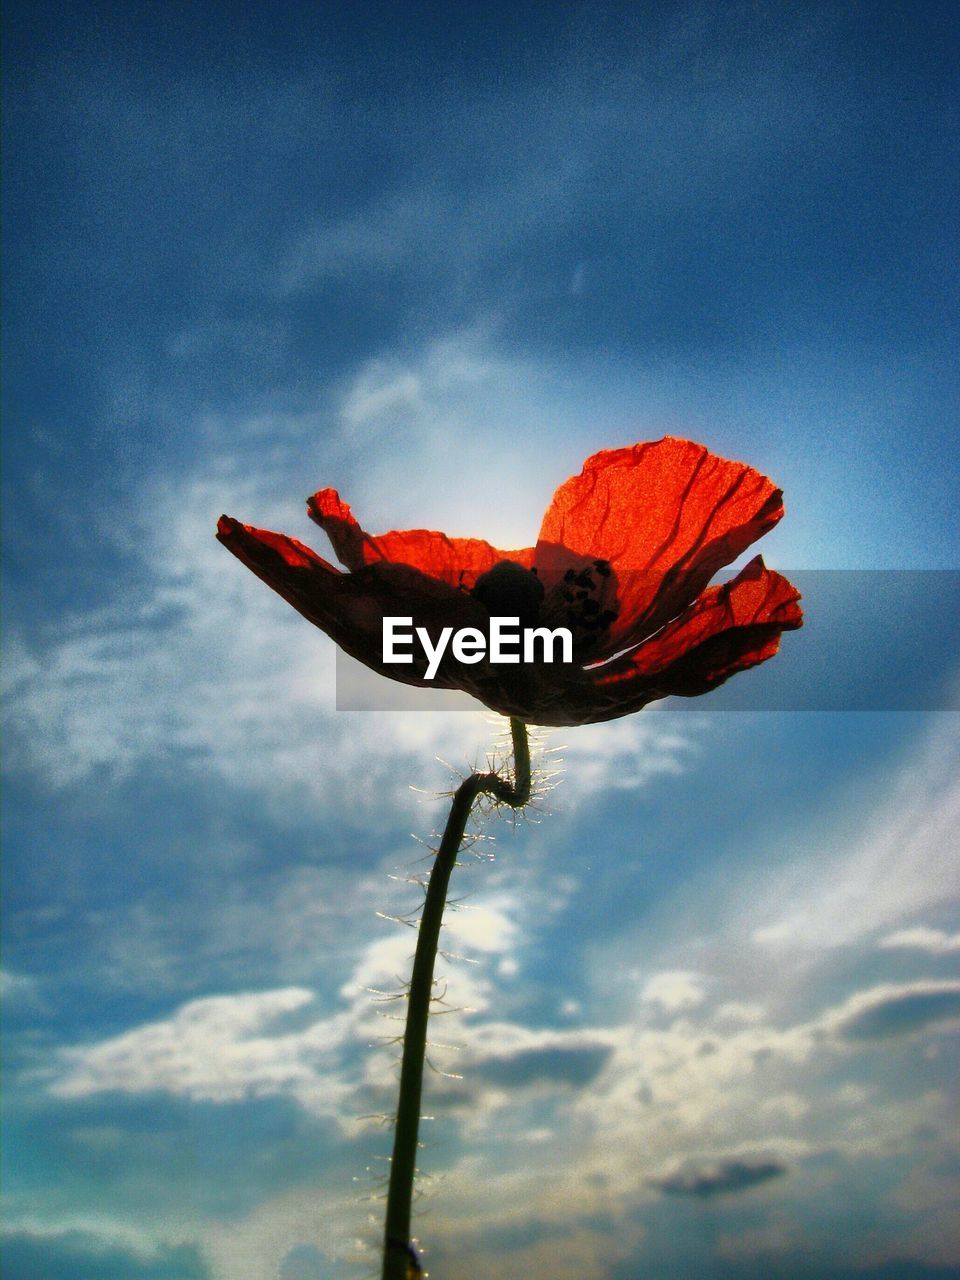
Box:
534, 437, 785, 656
472, 559, 800, 726
217, 516, 491, 690
307, 489, 534, 589
569, 558, 803, 723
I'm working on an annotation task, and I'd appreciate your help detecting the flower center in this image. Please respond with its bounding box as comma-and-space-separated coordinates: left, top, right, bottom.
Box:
471, 561, 545, 630
557, 561, 617, 625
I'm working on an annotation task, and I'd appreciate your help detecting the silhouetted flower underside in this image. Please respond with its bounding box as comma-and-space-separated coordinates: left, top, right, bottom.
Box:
217, 437, 802, 725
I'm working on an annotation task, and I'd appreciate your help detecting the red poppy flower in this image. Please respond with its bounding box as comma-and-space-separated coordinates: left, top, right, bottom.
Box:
217, 437, 802, 726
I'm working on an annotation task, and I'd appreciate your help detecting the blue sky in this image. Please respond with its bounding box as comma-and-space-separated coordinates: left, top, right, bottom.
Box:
3, 2, 959, 1277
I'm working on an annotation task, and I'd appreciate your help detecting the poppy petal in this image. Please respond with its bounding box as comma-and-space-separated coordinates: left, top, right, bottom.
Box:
307, 489, 534, 590
217, 515, 490, 689
576, 558, 802, 722
535, 438, 785, 655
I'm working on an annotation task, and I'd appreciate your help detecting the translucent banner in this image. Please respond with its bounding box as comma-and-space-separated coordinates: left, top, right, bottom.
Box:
334, 571, 960, 713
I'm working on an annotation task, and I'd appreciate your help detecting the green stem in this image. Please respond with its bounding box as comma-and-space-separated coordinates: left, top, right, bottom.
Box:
382, 717, 531, 1280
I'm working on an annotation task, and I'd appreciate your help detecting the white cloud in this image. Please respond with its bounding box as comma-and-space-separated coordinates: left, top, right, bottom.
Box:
47, 975, 360, 1124
14, 494, 956, 1270
3, 329, 695, 819
641, 970, 705, 1012
815, 980, 960, 1042
880, 925, 960, 954
341, 362, 423, 432
39, 707, 960, 1160
400, 718, 960, 1246
443, 896, 520, 956
46, 875, 537, 1130
715, 1001, 766, 1024
201, 1185, 372, 1280
0, 1220, 206, 1274
280, 190, 438, 289
0, 967, 43, 1008
50, 988, 341, 1107
1, 453, 495, 810
549, 712, 695, 799
746, 717, 960, 952
323, 330, 595, 549
42, 894, 960, 1270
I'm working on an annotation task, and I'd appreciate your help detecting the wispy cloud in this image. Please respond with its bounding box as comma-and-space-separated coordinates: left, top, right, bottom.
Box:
551, 716, 695, 798
2, 329, 695, 820
744, 718, 960, 953
341, 361, 423, 433
276, 26, 846, 313
821, 980, 960, 1043
0, 967, 46, 1011
880, 926, 960, 955
45, 877, 562, 1130
50, 988, 337, 1106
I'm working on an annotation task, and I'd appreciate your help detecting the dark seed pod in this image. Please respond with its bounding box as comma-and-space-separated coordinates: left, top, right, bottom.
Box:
471, 560, 545, 630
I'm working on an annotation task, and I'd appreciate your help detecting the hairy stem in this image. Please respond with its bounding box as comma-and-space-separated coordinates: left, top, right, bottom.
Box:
382, 717, 531, 1280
